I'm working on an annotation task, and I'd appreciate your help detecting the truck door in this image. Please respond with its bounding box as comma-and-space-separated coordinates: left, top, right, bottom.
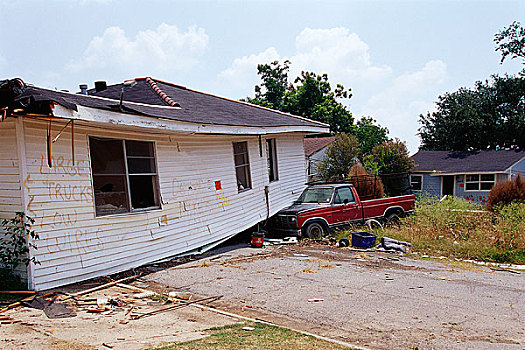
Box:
333, 187, 360, 224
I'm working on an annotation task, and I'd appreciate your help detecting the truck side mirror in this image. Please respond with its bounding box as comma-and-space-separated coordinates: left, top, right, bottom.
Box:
343, 198, 349, 204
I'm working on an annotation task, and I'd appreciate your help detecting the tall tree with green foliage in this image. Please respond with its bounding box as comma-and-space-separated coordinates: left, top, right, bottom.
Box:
354, 116, 390, 155
418, 74, 525, 150
419, 22, 525, 151
317, 133, 361, 181
364, 138, 414, 175
494, 21, 525, 74
244, 61, 354, 133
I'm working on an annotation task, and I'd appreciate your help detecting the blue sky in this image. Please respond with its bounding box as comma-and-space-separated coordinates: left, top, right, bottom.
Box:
1, 0, 523, 152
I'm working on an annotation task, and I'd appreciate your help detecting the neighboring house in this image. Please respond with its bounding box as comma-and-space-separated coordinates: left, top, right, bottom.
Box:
304, 136, 335, 182
411, 150, 525, 204
0, 77, 329, 290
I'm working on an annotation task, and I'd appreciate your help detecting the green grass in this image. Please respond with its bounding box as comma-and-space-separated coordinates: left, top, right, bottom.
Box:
335, 197, 525, 265
151, 322, 353, 350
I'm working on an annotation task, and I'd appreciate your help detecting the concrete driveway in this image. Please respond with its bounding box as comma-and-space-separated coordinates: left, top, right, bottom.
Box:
146, 243, 524, 350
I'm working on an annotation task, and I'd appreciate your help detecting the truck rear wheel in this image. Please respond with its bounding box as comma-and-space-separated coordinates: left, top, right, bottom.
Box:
304, 222, 325, 239
386, 213, 401, 228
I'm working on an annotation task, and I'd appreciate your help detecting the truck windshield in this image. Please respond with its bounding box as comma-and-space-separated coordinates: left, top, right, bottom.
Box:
296, 187, 333, 203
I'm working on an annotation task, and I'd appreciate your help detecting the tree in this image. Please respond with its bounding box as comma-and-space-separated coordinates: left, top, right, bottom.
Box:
494, 21, 525, 74
364, 138, 414, 175
418, 75, 525, 150
244, 61, 354, 133
354, 116, 390, 156
364, 139, 414, 196
317, 133, 361, 181
244, 60, 291, 109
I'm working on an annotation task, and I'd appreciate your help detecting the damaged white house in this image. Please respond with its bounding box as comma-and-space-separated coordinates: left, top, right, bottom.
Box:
0, 77, 329, 290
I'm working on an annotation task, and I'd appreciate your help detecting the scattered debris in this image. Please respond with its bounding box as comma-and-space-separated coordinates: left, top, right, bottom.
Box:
293, 253, 309, 257
378, 237, 412, 253
242, 326, 255, 331
265, 237, 298, 245
307, 298, 324, 302
338, 238, 350, 247
131, 295, 222, 320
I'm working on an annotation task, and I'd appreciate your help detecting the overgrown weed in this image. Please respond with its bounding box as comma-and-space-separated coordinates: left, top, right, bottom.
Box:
335, 196, 524, 264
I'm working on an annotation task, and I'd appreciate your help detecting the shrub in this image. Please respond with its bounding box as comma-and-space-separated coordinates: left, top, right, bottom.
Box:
317, 133, 361, 181
1, 212, 39, 272
487, 174, 525, 211
348, 164, 384, 199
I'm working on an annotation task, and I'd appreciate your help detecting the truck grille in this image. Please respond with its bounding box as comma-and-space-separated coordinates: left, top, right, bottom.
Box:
277, 215, 296, 229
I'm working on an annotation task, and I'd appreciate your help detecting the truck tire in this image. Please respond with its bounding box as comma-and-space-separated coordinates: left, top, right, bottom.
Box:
304, 222, 325, 239
386, 213, 401, 228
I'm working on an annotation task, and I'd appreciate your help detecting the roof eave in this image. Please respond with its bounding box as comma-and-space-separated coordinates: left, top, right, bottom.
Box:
53, 104, 330, 135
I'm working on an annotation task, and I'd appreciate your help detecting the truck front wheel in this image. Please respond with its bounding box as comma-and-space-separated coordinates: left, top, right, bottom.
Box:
304, 222, 325, 239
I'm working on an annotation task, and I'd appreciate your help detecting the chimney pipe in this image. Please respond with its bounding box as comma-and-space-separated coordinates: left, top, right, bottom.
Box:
79, 84, 88, 95
94, 81, 107, 92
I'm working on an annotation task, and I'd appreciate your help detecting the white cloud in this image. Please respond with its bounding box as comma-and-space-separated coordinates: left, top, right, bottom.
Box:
359, 60, 447, 153
67, 24, 209, 74
219, 27, 446, 153
218, 47, 280, 90
219, 27, 392, 95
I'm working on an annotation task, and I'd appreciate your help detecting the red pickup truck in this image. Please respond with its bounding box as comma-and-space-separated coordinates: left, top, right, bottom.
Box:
267, 184, 415, 238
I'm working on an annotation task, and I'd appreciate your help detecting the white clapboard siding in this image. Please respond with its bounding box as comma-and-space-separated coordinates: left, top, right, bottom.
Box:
0, 120, 22, 217
19, 119, 306, 290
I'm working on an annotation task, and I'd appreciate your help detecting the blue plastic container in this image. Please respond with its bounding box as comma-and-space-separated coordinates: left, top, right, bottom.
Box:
351, 231, 377, 249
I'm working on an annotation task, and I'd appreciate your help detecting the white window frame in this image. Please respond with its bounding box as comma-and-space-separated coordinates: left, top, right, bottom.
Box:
233, 141, 252, 192
464, 173, 495, 192
89, 137, 160, 217
410, 174, 423, 192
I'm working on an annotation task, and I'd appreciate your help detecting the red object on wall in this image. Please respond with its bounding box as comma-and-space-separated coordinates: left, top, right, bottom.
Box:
215, 181, 222, 190
460, 184, 464, 188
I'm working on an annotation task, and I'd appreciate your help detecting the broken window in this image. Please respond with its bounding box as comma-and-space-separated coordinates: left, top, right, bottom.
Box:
233, 141, 252, 191
266, 138, 279, 182
465, 174, 495, 191
410, 175, 423, 191
89, 137, 160, 216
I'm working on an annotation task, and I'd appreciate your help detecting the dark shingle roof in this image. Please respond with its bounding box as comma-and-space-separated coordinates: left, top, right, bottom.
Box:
304, 137, 335, 156
84, 77, 326, 128
2, 78, 328, 129
411, 150, 525, 173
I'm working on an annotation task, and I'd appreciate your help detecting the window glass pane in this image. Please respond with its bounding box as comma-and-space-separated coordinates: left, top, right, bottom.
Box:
480, 174, 495, 182
233, 142, 251, 191
480, 182, 494, 190
233, 142, 248, 155
90, 138, 126, 175
466, 174, 479, 182
93, 175, 129, 215
266, 139, 278, 182
298, 188, 333, 203
411, 175, 422, 191
335, 187, 354, 204
127, 158, 156, 174
129, 175, 157, 209
465, 182, 479, 191
236, 166, 249, 190
234, 153, 248, 166
125, 140, 154, 157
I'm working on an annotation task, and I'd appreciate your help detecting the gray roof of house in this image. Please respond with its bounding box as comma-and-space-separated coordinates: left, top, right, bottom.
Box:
1, 77, 328, 129
411, 150, 525, 173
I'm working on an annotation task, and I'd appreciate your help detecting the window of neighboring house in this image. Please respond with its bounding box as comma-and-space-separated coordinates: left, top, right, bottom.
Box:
89, 137, 160, 216
233, 141, 252, 191
266, 138, 279, 182
465, 174, 495, 191
410, 174, 423, 191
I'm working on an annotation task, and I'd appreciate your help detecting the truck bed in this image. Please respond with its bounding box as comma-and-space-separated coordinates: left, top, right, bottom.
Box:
361, 194, 415, 220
